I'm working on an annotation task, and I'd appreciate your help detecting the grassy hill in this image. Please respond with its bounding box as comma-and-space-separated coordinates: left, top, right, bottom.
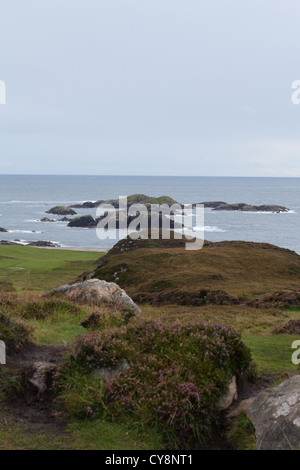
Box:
93, 238, 300, 305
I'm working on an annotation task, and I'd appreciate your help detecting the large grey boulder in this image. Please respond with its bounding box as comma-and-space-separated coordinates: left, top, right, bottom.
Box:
49, 279, 141, 314
246, 375, 300, 450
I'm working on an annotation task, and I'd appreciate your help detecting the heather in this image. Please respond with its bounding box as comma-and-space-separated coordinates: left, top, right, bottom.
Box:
0, 313, 32, 351
0, 295, 85, 320
55, 319, 254, 447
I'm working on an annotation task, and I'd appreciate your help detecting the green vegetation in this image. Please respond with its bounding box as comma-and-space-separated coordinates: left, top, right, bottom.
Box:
0, 243, 300, 450
226, 411, 256, 450
0, 368, 23, 401
0, 245, 102, 292
0, 415, 160, 450
94, 239, 300, 305
243, 334, 300, 374
56, 320, 254, 448
0, 312, 32, 351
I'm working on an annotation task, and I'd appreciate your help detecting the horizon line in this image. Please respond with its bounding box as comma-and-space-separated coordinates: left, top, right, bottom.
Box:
0, 174, 300, 178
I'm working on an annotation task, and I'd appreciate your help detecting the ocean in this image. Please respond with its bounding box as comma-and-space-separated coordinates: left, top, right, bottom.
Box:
0, 175, 299, 253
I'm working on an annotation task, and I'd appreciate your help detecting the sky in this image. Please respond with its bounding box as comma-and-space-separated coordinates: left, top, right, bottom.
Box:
0, 0, 300, 176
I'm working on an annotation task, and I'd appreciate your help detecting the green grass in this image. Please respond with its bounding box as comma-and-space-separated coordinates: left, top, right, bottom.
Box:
67, 419, 162, 450
243, 333, 300, 374
30, 309, 88, 346
0, 416, 161, 450
0, 245, 103, 292
226, 411, 256, 450
1, 244, 300, 450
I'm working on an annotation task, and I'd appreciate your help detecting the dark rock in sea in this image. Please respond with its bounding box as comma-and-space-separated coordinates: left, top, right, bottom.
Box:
200, 201, 227, 208
71, 201, 102, 209
0, 240, 19, 245
0, 227, 9, 232
67, 211, 184, 230
41, 217, 56, 222
69, 194, 180, 209
26, 241, 60, 247
67, 215, 97, 228
201, 201, 289, 213
58, 217, 72, 222
97, 211, 184, 230
46, 206, 77, 216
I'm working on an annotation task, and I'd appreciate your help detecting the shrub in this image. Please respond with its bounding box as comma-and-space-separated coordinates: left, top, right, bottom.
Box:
0, 314, 32, 351
226, 411, 256, 450
55, 319, 254, 447
80, 303, 137, 330
0, 294, 85, 320
0, 368, 23, 401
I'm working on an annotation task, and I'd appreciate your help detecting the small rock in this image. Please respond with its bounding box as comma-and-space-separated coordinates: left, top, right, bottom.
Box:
92, 359, 130, 380
46, 206, 77, 216
0, 340, 6, 365
217, 376, 238, 410
28, 362, 57, 396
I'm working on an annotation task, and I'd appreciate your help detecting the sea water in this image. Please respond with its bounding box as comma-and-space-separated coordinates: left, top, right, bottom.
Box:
0, 175, 299, 253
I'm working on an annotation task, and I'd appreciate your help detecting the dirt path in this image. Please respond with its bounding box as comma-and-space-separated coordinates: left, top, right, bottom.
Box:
2, 342, 68, 435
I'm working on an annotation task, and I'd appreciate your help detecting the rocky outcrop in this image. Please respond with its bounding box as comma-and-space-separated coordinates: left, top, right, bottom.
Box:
0, 240, 19, 245
0, 227, 9, 232
48, 279, 141, 314
71, 201, 102, 209
200, 201, 227, 208
27, 241, 59, 247
41, 217, 56, 222
201, 201, 289, 213
232, 376, 300, 450
70, 194, 180, 209
67, 215, 96, 228
67, 212, 183, 230
46, 206, 77, 216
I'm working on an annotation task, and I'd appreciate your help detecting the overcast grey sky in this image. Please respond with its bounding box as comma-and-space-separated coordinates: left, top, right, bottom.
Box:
0, 0, 300, 176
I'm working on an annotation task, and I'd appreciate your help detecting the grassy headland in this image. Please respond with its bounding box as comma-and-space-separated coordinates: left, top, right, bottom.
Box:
0, 241, 299, 450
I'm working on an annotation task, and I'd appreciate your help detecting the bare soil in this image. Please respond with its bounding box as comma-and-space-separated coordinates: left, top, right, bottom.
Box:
1, 343, 68, 434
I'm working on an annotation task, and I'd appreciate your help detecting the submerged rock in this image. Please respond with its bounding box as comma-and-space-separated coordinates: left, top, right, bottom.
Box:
41, 217, 56, 222
201, 201, 289, 212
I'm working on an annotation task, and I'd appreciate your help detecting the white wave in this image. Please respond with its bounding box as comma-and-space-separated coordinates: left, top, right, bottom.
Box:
193, 225, 227, 233
9, 229, 43, 234
242, 209, 296, 214
0, 200, 88, 205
